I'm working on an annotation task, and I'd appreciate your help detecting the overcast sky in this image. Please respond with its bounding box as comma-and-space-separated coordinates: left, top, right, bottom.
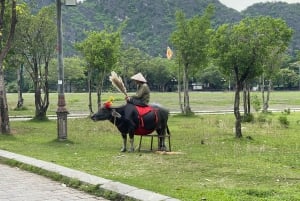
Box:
219, 0, 300, 11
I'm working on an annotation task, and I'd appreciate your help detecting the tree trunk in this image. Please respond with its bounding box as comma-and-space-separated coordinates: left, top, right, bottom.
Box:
0, 0, 17, 133
17, 64, 24, 108
183, 64, 191, 114
34, 81, 49, 120
243, 85, 247, 114
234, 81, 242, 138
96, 72, 105, 110
68, 80, 72, 93
247, 87, 251, 114
263, 79, 272, 112
261, 75, 267, 113
33, 61, 43, 119
87, 69, 93, 114
243, 83, 251, 116
0, 66, 10, 133
178, 83, 183, 113
33, 61, 50, 120
97, 86, 102, 109
177, 61, 184, 113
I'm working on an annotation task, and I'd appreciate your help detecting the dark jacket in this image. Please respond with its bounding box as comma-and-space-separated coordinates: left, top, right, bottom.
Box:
129, 83, 150, 106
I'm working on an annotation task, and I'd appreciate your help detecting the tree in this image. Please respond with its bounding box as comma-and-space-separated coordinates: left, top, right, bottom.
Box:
76, 29, 121, 113
0, 0, 17, 133
118, 46, 151, 90
259, 17, 293, 112
198, 64, 226, 90
261, 49, 285, 112
49, 57, 86, 92
15, 5, 57, 120
140, 57, 174, 92
210, 16, 292, 138
170, 5, 214, 114
273, 68, 299, 89
5, 52, 24, 108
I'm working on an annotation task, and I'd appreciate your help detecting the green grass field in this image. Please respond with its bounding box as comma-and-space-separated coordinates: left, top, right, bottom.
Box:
7, 91, 300, 116
1, 91, 300, 201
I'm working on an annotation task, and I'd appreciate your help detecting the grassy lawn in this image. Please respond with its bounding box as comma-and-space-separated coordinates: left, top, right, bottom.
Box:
7, 90, 300, 116
1, 91, 300, 201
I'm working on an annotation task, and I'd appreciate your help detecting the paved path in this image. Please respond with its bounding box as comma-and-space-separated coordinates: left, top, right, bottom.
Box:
0, 150, 180, 201
0, 164, 108, 201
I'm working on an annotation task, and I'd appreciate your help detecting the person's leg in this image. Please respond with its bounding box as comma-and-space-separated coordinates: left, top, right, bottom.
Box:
130, 98, 146, 106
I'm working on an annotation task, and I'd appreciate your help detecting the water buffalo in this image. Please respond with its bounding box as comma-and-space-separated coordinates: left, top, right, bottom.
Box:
91, 103, 170, 152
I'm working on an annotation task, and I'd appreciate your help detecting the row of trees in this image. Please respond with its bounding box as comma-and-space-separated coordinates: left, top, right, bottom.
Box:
0, 2, 297, 139
210, 14, 293, 137
7, 55, 300, 93
163, 5, 294, 137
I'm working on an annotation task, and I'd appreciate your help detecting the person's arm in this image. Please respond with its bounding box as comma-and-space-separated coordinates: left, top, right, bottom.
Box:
131, 84, 147, 99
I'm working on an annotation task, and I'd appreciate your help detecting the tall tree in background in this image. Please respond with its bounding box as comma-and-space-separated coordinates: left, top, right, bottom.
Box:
119, 46, 150, 90
261, 48, 285, 113
76, 29, 121, 113
5, 52, 24, 108
0, 0, 17, 133
259, 17, 293, 112
142, 57, 175, 92
210, 16, 292, 138
15, 5, 56, 120
170, 5, 214, 114
49, 57, 86, 92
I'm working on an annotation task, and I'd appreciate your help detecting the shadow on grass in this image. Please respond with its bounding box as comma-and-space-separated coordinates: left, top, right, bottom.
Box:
172, 112, 198, 118
0, 133, 17, 141
29, 117, 50, 122
46, 139, 75, 147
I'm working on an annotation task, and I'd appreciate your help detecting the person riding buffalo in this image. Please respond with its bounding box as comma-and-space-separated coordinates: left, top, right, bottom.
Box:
125, 72, 150, 106
124, 72, 150, 134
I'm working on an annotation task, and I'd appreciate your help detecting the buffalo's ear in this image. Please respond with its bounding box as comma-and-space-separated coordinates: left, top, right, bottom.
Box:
111, 109, 121, 118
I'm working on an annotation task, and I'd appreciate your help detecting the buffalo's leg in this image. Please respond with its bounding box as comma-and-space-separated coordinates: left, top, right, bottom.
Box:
157, 129, 167, 151
128, 132, 135, 152
121, 133, 127, 152
124, 107, 136, 152
159, 136, 167, 151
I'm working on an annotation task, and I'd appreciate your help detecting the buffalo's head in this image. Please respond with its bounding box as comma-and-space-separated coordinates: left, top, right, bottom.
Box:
91, 99, 114, 121
91, 104, 121, 122
91, 107, 111, 121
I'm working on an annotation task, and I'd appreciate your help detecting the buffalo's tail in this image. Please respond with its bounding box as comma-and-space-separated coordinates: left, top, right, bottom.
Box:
166, 124, 170, 135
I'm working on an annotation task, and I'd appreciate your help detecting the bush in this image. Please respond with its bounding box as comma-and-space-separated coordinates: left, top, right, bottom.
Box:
251, 94, 261, 112
282, 108, 291, 115
242, 113, 254, 122
13, 106, 28, 111
256, 113, 272, 124
6, 82, 17, 93
278, 115, 289, 127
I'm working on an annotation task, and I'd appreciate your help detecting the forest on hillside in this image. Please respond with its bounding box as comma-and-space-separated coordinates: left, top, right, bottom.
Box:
5, 0, 300, 94
56, 0, 300, 58
30, 0, 300, 57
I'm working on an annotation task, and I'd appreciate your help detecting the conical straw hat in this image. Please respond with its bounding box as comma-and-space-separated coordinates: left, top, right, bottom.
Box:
130, 73, 147, 83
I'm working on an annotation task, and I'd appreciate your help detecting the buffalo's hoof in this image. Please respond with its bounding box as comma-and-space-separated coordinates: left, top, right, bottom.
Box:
159, 146, 167, 151
128, 148, 135, 153
120, 148, 127, 152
